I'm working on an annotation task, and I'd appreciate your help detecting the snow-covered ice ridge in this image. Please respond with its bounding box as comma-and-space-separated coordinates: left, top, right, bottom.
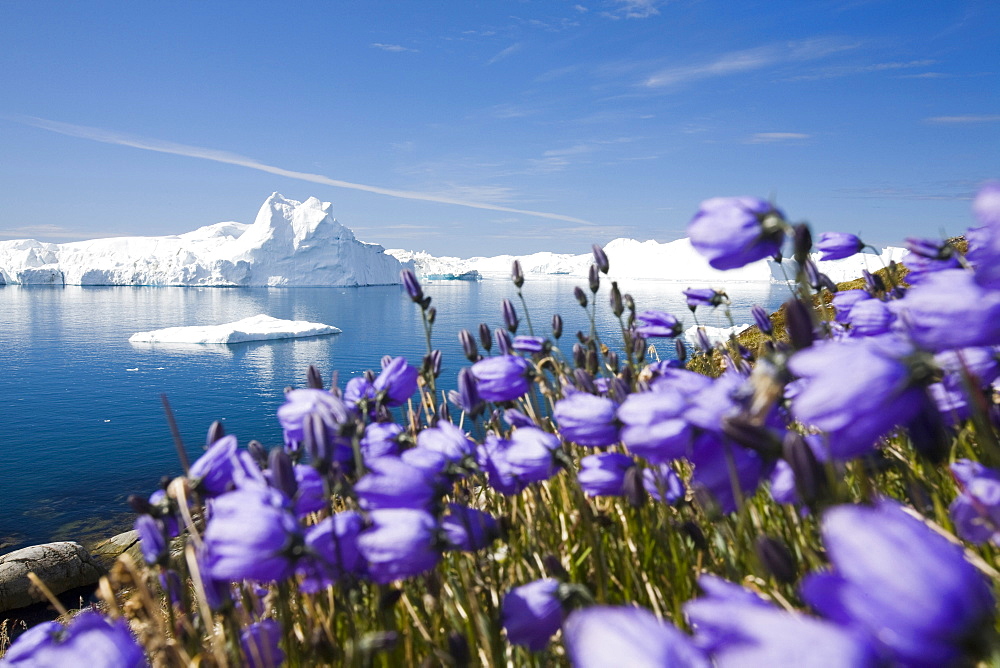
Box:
0, 194, 403, 286
388, 238, 907, 285
129, 314, 341, 344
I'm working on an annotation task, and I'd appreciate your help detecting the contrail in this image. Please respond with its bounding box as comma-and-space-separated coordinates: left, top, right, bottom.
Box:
13, 115, 593, 225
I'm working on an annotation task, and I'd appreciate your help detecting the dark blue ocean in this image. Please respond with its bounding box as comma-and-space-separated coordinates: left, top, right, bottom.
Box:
0, 278, 789, 552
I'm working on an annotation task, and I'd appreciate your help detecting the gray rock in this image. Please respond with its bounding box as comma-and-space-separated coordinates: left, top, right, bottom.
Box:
0, 542, 104, 613
89, 530, 141, 571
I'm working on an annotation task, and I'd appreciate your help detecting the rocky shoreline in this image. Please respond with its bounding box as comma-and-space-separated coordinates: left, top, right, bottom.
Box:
0, 530, 141, 624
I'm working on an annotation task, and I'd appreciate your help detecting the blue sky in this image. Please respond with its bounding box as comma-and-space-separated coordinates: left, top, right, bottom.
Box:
1, 0, 997, 256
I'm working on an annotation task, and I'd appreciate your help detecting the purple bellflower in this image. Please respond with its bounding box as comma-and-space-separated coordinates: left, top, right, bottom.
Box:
554, 393, 620, 447
816, 232, 865, 261
354, 456, 439, 510
187, 434, 238, 497
950, 460, 1000, 545
965, 182, 1000, 288
685, 575, 877, 667
440, 503, 500, 551
801, 500, 995, 666
643, 464, 685, 504
359, 421, 403, 459
277, 388, 350, 448
416, 420, 476, 463
373, 357, 419, 406
357, 508, 441, 583
501, 578, 563, 652
683, 288, 727, 309
0, 610, 146, 667
512, 335, 546, 354
564, 606, 708, 668
633, 310, 682, 338
577, 452, 634, 497
298, 510, 366, 591
788, 336, 928, 460
504, 427, 561, 483
240, 619, 285, 668
889, 269, 1000, 351
471, 355, 532, 402
135, 514, 168, 566
688, 434, 767, 514
203, 487, 303, 583
618, 386, 692, 463
687, 197, 785, 271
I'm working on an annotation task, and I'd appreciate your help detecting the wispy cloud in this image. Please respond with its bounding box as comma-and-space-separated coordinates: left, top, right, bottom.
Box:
487, 43, 522, 65
605, 0, 663, 19
924, 115, 1000, 124
13, 116, 593, 225
745, 132, 811, 144
370, 43, 418, 53
786, 59, 936, 81
643, 38, 859, 88
0, 224, 119, 241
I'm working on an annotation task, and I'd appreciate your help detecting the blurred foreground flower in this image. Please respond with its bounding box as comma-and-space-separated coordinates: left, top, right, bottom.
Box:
1, 610, 145, 667
687, 197, 785, 270
801, 501, 995, 666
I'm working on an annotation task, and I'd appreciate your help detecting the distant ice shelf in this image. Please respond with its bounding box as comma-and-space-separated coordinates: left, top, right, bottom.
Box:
0, 193, 403, 287
128, 314, 341, 344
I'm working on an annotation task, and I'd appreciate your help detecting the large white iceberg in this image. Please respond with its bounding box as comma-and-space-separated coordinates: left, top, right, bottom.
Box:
128, 314, 341, 344
388, 239, 906, 285
0, 194, 403, 287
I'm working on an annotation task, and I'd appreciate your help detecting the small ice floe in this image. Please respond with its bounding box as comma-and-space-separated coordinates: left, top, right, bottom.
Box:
129, 314, 341, 345
683, 324, 751, 348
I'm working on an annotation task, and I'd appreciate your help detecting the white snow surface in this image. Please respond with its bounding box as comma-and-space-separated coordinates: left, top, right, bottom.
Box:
388, 240, 906, 285
0, 193, 403, 286
129, 314, 341, 344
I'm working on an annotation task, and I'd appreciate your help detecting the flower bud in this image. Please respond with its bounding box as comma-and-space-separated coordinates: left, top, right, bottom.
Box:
128, 494, 152, 515
674, 338, 687, 363
401, 269, 423, 302
751, 304, 773, 334
754, 535, 797, 584
458, 329, 479, 362
606, 350, 619, 374
623, 465, 648, 508
206, 420, 226, 447
586, 348, 599, 375
494, 328, 512, 355
609, 282, 624, 317
448, 632, 471, 668
782, 433, 825, 505
574, 368, 598, 394
793, 223, 812, 265
574, 286, 588, 308
551, 314, 563, 340
588, 264, 600, 294
680, 520, 708, 551
512, 259, 525, 289
437, 401, 451, 424
502, 298, 519, 333
248, 440, 267, 465
306, 365, 324, 390
479, 323, 492, 352
427, 307, 436, 325
863, 269, 885, 294
784, 297, 814, 350
592, 243, 610, 274
572, 343, 586, 369
268, 447, 298, 500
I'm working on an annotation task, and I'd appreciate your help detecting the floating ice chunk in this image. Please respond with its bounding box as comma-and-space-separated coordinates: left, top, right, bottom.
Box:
683, 324, 751, 347
129, 314, 341, 344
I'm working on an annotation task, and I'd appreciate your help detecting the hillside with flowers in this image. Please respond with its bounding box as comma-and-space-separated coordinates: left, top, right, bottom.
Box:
4, 183, 1000, 666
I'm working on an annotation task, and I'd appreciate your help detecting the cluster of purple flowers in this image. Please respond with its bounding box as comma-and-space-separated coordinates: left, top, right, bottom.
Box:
8, 184, 1000, 667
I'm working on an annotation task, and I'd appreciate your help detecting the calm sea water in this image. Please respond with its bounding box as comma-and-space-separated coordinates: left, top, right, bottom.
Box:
0, 278, 789, 552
